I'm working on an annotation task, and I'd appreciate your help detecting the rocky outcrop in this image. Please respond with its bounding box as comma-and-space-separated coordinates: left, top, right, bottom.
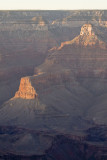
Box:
58, 24, 106, 49
80, 24, 95, 36
15, 77, 37, 99
75, 24, 105, 47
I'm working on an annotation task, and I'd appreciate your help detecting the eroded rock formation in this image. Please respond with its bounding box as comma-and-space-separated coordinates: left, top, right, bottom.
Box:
58, 24, 106, 49
15, 77, 37, 99
80, 24, 95, 36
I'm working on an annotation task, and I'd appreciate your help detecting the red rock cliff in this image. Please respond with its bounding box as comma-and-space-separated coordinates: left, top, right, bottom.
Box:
15, 77, 37, 99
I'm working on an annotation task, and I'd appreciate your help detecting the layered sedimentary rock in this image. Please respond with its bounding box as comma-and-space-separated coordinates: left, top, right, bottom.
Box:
75, 24, 106, 47
0, 11, 107, 159
58, 24, 106, 49
15, 77, 37, 99
1, 22, 107, 127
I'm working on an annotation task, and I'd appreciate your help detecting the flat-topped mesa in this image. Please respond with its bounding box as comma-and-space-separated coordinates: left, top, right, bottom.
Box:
15, 77, 37, 99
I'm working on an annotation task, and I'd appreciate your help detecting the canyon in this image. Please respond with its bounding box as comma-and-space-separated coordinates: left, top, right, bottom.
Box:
0, 10, 107, 159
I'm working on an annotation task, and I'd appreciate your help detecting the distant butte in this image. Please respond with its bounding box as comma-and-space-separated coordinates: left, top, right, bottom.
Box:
15, 77, 37, 99
58, 24, 106, 49
80, 24, 95, 36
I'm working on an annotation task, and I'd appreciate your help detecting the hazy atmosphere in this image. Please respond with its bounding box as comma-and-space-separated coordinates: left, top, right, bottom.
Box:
0, 0, 107, 158
0, 0, 106, 10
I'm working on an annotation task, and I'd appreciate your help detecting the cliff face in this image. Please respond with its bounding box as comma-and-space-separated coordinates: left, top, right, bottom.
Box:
15, 77, 37, 99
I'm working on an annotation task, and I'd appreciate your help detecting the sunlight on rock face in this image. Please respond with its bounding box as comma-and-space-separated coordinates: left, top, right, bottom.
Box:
80, 24, 95, 36
15, 77, 38, 99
